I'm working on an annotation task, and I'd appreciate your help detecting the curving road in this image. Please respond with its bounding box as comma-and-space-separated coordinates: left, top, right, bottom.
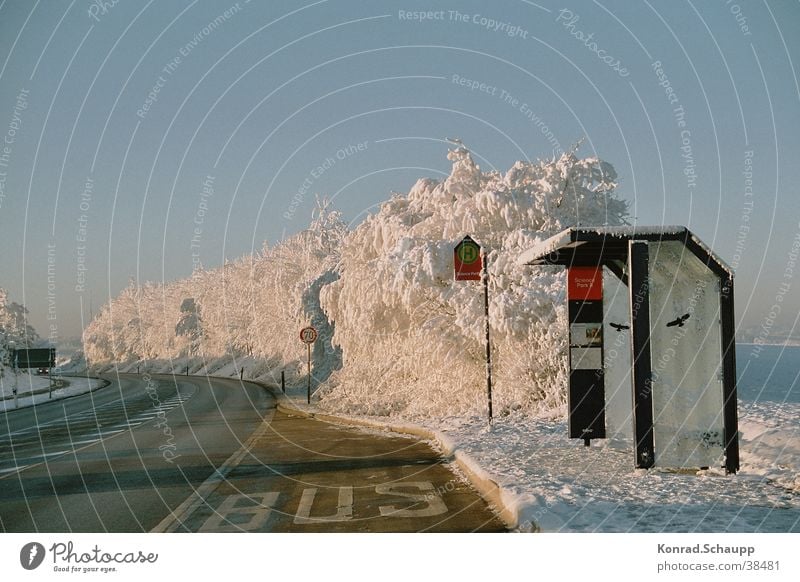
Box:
0, 374, 505, 532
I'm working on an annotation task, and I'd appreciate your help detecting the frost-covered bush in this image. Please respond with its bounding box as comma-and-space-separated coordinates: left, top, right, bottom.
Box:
83, 202, 347, 376
318, 146, 627, 418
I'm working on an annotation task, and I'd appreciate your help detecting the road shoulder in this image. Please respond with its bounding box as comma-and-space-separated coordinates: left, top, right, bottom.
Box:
261, 383, 523, 531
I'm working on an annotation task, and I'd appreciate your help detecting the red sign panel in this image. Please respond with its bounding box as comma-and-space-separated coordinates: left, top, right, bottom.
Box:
454, 236, 482, 281
568, 267, 603, 301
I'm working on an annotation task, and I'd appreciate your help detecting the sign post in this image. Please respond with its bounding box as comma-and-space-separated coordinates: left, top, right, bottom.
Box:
566, 266, 605, 447
12, 347, 18, 410
454, 236, 493, 423
300, 326, 318, 404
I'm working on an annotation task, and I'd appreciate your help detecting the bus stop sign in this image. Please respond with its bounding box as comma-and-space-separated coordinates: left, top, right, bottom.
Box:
454, 236, 482, 281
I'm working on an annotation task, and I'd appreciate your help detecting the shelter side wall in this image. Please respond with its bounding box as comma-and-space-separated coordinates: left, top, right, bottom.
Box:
603, 268, 633, 444
648, 241, 726, 468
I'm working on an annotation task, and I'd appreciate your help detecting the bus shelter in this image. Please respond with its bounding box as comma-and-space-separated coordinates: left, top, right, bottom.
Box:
518, 226, 739, 473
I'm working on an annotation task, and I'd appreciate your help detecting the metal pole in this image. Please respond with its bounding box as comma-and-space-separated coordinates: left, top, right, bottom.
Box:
482, 250, 493, 423
307, 343, 311, 404
12, 352, 18, 410
49, 367, 53, 399
240, 367, 244, 380
281, 370, 285, 393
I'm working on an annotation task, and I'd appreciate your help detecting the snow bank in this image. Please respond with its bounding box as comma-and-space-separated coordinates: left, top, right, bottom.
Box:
738, 401, 800, 492
424, 406, 799, 532
0, 372, 106, 412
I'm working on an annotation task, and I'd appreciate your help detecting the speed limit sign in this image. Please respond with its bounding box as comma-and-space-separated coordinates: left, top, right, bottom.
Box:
300, 326, 318, 344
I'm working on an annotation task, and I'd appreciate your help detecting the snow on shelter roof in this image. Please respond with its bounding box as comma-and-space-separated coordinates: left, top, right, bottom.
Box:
517, 226, 733, 278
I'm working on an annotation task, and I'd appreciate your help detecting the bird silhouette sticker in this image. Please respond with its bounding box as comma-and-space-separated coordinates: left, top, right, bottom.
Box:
666, 313, 691, 328
609, 322, 629, 332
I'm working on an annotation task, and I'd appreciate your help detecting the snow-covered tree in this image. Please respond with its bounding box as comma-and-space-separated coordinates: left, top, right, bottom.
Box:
83, 146, 628, 420
83, 200, 348, 377
317, 146, 627, 417
0, 287, 41, 372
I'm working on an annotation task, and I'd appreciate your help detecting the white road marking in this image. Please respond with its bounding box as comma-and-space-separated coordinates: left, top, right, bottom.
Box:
375, 481, 448, 517
294, 487, 354, 524
150, 407, 276, 533
82, 430, 124, 438
199, 492, 280, 532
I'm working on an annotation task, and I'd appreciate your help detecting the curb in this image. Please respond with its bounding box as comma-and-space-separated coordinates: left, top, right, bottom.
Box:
260, 384, 524, 531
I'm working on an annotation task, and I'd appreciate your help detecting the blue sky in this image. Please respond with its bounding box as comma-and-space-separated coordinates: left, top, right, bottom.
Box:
0, 0, 798, 339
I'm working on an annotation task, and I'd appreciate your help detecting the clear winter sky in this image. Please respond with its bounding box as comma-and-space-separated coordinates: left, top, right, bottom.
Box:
0, 0, 798, 341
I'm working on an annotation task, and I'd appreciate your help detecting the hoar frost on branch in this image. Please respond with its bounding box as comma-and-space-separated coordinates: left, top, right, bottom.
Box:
317, 146, 628, 418
83, 200, 347, 381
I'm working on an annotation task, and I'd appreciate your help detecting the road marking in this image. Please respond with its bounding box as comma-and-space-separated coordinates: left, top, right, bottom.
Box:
3, 382, 195, 438
199, 492, 280, 532
150, 407, 276, 533
82, 430, 125, 438
294, 487, 354, 524
375, 481, 448, 517
0, 379, 198, 482
37, 450, 70, 457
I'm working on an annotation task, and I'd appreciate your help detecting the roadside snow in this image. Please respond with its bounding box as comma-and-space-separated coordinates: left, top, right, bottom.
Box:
417, 404, 799, 532
0, 372, 105, 412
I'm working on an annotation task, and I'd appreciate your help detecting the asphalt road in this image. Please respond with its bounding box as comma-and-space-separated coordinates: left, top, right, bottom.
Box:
0, 374, 505, 532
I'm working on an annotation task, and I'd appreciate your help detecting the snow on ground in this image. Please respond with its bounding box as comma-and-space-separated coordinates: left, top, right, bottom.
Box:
0, 371, 105, 412
273, 376, 799, 532
417, 407, 799, 533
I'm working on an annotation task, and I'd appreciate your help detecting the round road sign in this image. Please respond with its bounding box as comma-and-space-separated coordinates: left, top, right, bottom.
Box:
300, 326, 318, 344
